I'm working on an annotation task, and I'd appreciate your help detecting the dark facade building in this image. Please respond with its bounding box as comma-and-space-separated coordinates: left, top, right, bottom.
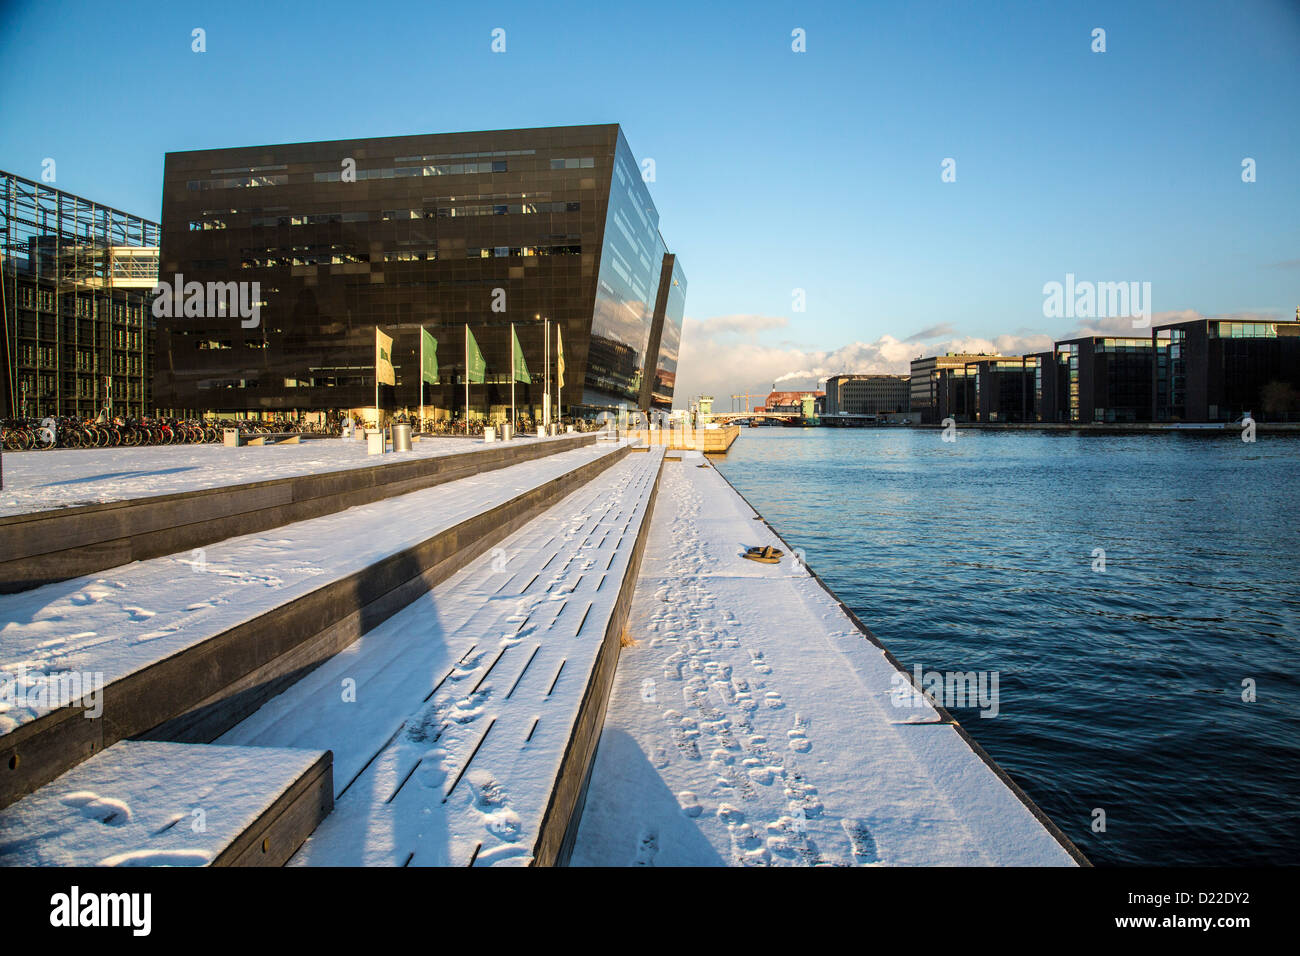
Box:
1, 171, 159, 419
823, 373, 910, 416
1049, 336, 1153, 423
973, 356, 1038, 422
1030, 350, 1063, 423
155, 124, 685, 421
1153, 318, 1300, 422
910, 353, 1011, 423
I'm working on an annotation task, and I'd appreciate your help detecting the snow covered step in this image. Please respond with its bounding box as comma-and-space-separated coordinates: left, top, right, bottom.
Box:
0, 442, 627, 810
218, 447, 666, 866
569, 458, 1086, 867
0, 433, 598, 592
0, 740, 331, 867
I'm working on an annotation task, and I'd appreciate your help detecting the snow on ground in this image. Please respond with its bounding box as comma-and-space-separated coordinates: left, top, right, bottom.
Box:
217, 448, 664, 867
0, 740, 324, 866
569, 456, 1078, 866
0, 434, 574, 517
0, 443, 619, 734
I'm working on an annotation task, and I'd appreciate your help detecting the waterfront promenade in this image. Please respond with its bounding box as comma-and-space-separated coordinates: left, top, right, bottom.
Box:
571, 452, 1082, 865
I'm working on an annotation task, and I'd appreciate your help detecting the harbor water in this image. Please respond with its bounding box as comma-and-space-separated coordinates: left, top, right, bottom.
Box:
715, 427, 1300, 866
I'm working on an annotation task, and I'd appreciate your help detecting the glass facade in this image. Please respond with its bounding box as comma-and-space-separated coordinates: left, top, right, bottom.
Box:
155, 124, 684, 421
652, 256, 687, 410
1, 171, 159, 419
1154, 327, 1188, 421
580, 133, 684, 415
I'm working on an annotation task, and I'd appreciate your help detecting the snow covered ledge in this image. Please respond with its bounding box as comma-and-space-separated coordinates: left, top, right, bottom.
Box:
0, 741, 332, 867
570, 453, 1087, 867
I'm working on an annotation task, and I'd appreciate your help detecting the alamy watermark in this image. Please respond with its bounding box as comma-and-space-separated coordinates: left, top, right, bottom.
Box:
891, 664, 1000, 718
1042, 273, 1152, 328
152, 274, 261, 328
1, 665, 104, 718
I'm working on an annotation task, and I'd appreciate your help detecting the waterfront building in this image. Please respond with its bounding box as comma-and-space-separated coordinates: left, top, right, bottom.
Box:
973, 356, 1039, 422
823, 373, 910, 416
1051, 336, 1154, 423
155, 124, 685, 422
763, 389, 824, 417
909, 353, 1012, 424
1152, 317, 1300, 422
1, 171, 159, 419
1029, 350, 1063, 422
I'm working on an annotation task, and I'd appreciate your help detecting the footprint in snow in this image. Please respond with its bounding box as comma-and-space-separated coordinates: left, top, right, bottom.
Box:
633, 829, 659, 866
842, 818, 880, 864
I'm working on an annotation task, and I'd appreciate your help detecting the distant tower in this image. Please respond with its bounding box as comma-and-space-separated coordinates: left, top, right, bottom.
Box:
697, 395, 713, 425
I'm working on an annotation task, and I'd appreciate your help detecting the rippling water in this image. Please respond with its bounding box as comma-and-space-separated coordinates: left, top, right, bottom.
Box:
715, 427, 1300, 866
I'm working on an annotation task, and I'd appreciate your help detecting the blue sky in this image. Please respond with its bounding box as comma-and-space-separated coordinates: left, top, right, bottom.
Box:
2, 0, 1297, 400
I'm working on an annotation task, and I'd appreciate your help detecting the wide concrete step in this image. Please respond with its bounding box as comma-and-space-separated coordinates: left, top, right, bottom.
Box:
0, 442, 627, 810
218, 446, 665, 866
0, 433, 597, 592
0, 740, 331, 867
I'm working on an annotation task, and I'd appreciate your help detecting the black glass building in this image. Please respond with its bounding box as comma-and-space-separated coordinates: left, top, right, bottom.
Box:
1050, 336, 1154, 423
1153, 318, 1300, 422
154, 124, 685, 421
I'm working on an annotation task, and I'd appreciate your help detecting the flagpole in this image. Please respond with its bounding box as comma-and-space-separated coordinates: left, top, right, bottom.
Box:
464, 323, 469, 436
419, 326, 424, 434
374, 325, 379, 430
510, 322, 516, 438
544, 318, 550, 431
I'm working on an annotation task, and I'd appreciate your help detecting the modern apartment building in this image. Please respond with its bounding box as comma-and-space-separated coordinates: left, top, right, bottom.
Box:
1050, 336, 1154, 423
909, 353, 1013, 424
1153, 317, 1300, 422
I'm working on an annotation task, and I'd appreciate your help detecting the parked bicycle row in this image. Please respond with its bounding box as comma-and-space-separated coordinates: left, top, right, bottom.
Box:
0, 411, 619, 451
1, 417, 340, 450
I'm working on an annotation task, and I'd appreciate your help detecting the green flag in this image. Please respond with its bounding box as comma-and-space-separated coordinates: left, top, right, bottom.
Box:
466, 326, 486, 384
421, 328, 438, 384
512, 325, 531, 384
